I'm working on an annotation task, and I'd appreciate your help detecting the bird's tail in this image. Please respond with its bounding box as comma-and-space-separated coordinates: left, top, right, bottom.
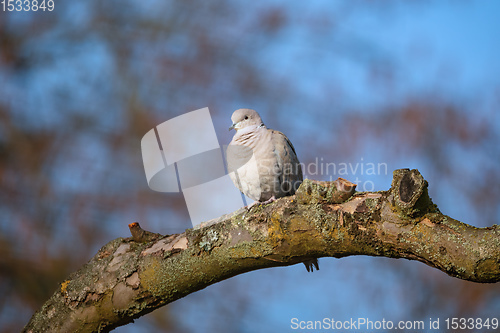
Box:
303, 259, 319, 272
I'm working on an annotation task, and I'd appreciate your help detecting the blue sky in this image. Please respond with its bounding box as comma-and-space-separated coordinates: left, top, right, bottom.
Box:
257, 1, 500, 112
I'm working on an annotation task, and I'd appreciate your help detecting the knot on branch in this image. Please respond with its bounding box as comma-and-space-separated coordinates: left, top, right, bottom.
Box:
295, 178, 356, 205
391, 169, 436, 218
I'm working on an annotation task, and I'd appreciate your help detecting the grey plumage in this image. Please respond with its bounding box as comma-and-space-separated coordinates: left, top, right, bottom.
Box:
227, 108, 319, 272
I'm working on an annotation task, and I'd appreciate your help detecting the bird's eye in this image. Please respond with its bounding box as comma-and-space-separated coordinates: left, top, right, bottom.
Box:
244, 116, 249, 120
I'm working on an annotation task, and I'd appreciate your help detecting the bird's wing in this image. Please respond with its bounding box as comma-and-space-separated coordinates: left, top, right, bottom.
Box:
270, 130, 303, 196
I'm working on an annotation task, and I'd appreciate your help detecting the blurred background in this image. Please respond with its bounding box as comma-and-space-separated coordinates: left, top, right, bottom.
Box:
1, 1, 500, 332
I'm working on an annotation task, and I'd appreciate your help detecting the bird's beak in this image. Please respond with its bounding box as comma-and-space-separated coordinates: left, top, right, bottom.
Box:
229, 123, 236, 131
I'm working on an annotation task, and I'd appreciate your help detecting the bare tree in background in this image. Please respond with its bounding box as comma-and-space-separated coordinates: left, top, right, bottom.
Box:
1, 1, 499, 332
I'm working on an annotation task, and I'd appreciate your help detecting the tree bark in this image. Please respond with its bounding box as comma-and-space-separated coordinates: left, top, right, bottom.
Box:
23, 169, 500, 332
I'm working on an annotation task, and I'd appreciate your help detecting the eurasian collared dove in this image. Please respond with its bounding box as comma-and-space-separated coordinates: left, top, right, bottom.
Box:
227, 108, 319, 272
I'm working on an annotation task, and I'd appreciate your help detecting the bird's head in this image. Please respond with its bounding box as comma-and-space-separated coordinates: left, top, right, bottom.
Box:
229, 108, 264, 131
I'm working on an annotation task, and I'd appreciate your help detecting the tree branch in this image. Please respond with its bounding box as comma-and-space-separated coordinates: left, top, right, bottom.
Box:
24, 169, 500, 332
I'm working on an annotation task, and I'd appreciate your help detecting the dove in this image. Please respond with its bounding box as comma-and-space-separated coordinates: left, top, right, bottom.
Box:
227, 108, 319, 272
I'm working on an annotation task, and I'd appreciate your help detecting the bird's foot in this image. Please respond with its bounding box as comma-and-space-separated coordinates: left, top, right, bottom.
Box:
260, 195, 277, 205
246, 196, 276, 210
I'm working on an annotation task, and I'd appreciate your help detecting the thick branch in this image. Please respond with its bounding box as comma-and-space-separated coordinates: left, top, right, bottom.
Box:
24, 169, 500, 332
